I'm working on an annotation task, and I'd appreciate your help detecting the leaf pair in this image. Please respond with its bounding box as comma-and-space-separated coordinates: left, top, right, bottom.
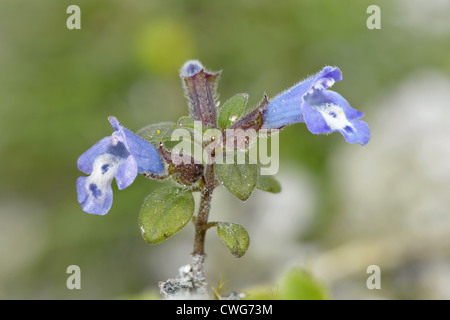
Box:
139, 187, 251, 259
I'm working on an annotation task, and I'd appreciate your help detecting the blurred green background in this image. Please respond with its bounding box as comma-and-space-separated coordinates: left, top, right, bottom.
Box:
1, 0, 449, 299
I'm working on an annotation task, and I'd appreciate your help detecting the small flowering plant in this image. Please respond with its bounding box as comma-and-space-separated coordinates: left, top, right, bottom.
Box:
76, 60, 370, 298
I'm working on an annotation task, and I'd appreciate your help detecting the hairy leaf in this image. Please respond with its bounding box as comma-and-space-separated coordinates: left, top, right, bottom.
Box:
139, 187, 195, 244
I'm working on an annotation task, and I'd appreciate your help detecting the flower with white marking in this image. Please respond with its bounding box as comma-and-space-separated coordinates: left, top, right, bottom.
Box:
76, 116, 165, 215
262, 66, 370, 145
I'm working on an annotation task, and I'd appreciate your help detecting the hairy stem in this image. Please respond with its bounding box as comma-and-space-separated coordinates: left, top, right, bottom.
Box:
193, 163, 215, 256
190, 163, 215, 294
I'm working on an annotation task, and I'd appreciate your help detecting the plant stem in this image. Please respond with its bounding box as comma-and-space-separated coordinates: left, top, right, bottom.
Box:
193, 163, 215, 256
190, 163, 215, 295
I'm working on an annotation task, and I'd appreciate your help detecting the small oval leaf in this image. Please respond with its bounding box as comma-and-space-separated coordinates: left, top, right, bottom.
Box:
257, 174, 281, 193
216, 222, 250, 258
139, 187, 195, 244
218, 93, 248, 129
215, 152, 258, 201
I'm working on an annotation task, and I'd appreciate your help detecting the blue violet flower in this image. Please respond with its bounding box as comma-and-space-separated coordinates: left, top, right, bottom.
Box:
262, 66, 370, 145
76, 116, 165, 215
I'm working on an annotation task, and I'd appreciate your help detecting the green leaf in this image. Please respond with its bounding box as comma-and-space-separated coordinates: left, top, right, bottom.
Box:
256, 174, 281, 193
215, 152, 258, 201
218, 93, 248, 129
177, 115, 215, 146
176, 116, 197, 130
177, 116, 216, 133
139, 187, 195, 244
216, 222, 250, 258
137, 121, 178, 144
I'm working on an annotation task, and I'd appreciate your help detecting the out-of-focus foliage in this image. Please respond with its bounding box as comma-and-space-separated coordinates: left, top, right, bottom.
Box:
244, 268, 328, 300
0, 0, 448, 299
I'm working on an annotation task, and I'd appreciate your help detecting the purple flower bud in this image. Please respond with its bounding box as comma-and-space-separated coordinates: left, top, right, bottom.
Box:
180, 60, 221, 127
